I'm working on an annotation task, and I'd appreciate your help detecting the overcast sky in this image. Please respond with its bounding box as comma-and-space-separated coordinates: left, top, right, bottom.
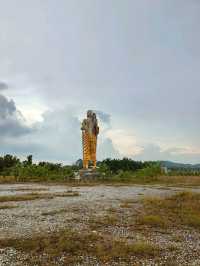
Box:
0, 0, 200, 164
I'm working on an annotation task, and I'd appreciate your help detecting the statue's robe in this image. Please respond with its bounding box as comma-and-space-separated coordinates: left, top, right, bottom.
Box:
81, 114, 99, 169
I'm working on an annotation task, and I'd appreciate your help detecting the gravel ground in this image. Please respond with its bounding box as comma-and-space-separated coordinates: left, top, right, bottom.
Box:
0, 183, 200, 265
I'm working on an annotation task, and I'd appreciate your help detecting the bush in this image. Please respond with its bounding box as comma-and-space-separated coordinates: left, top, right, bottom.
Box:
0, 154, 75, 182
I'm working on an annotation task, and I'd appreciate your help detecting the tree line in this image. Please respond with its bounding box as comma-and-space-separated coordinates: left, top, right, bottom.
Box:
99, 158, 154, 174
0, 154, 75, 182
0, 154, 163, 182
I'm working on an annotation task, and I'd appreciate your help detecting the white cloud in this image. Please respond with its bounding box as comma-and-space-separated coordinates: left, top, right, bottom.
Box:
105, 129, 143, 157
167, 146, 200, 156
18, 104, 48, 125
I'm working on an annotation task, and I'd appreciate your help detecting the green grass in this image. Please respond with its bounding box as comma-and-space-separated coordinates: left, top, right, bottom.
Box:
1, 173, 200, 186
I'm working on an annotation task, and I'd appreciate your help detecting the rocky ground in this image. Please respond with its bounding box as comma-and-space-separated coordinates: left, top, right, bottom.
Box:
0, 183, 200, 265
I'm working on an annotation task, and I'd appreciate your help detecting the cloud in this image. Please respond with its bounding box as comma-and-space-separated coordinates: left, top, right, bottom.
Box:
0, 105, 123, 163
134, 144, 200, 164
134, 144, 169, 161
98, 137, 120, 160
0, 1, 200, 164
95, 111, 111, 125
164, 146, 200, 156
28, 108, 82, 162
105, 129, 144, 157
0, 93, 33, 137
0, 81, 8, 91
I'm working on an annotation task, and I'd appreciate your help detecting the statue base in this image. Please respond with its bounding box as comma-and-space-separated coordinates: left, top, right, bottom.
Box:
76, 168, 100, 180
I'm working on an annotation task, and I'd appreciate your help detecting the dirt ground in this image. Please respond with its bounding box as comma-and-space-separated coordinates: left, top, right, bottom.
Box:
0, 183, 200, 266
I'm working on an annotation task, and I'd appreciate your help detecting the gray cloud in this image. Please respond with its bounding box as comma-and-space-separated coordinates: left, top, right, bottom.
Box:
134, 144, 200, 164
0, 106, 119, 163
0, 81, 8, 91
0, 93, 33, 137
0, 0, 199, 163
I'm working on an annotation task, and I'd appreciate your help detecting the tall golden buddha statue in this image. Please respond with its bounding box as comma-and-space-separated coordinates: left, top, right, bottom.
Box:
81, 110, 99, 169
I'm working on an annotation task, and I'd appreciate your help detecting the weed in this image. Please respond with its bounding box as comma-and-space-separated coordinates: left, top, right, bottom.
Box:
42, 208, 68, 216
0, 193, 54, 202
0, 205, 17, 209
137, 215, 166, 228
140, 191, 200, 229
0, 229, 161, 264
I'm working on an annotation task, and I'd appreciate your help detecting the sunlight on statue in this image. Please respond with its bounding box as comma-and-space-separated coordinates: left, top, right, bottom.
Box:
81, 110, 99, 169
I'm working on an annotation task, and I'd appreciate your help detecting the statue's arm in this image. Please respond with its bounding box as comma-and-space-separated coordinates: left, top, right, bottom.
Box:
81, 119, 88, 131
94, 125, 99, 136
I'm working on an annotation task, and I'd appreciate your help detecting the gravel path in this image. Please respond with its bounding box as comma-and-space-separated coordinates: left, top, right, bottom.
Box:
0, 183, 199, 265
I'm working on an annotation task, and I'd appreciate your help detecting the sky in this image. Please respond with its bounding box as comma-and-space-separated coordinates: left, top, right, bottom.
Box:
0, 0, 200, 164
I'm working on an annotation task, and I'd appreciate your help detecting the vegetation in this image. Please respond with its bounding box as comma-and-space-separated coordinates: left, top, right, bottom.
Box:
42, 208, 69, 216
0, 154, 75, 182
96, 158, 163, 183
89, 214, 119, 230
168, 169, 200, 176
138, 191, 200, 229
0, 205, 17, 209
137, 215, 166, 228
99, 158, 150, 174
0, 229, 161, 264
0, 154, 200, 184
0, 193, 54, 202
0, 191, 80, 203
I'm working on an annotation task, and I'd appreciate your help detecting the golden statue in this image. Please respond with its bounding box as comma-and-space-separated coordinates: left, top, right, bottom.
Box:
81, 110, 99, 169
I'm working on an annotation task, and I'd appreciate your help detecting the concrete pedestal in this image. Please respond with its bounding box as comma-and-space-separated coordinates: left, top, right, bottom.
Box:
78, 168, 100, 180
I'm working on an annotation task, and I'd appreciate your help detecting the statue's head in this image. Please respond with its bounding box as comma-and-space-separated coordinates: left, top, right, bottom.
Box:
87, 110, 93, 118
82, 110, 99, 135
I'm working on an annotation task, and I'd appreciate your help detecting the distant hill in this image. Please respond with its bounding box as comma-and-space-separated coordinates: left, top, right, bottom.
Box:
160, 161, 200, 169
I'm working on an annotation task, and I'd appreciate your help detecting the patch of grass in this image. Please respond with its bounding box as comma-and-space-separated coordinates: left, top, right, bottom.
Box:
164, 259, 179, 266
42, 208, 68, 216
89, 214, 119, 230
103, 215, 118, 225
167, 244, 179, 252
171, 235, 184, 243
0, 193, 54, 202
0, 176, 16, 183
94, 240, 160, 262
123, 199, 138, 204
120, 198, 138, 208
0, 191, 80, 203
140, 191, 200, 229
0, 230, 161, 264
127, 241, 160, 256
120, 202, 132, 208
54, 191, 80, 197
155, 175, 200, 186
184, 214, 200, 227
11, 188, 49, 192
106, 207, 117, 213
0, 205, 17, 209
137, 215, 166, 228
